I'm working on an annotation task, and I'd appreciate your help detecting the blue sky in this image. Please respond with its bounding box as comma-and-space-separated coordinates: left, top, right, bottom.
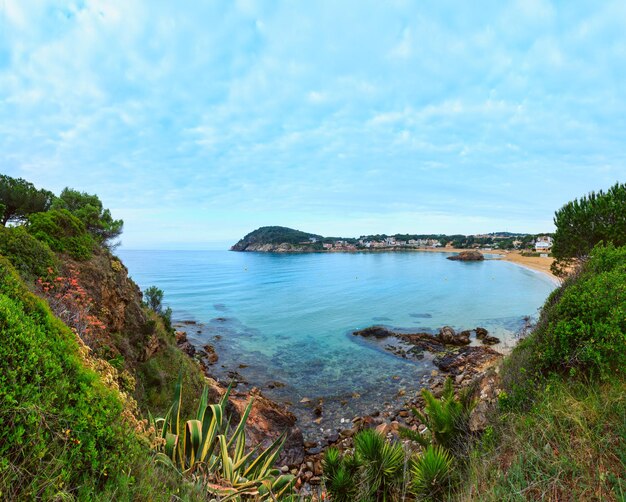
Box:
1, 1, 625, 249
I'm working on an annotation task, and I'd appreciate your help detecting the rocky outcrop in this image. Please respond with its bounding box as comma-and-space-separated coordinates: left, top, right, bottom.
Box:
231, 242, 319, 253
191, 377, 305, 467
447, 250, 485, 261
67, 249, 149, 360
438, 326, 471, 345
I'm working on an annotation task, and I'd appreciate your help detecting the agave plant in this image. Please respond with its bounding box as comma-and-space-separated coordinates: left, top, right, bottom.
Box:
410, 445, 453, 501
150, 376, 294, 500
400, 377, 475, 452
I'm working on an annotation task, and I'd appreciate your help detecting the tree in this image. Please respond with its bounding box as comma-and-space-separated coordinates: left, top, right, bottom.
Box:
0, 174, 55, 225
51, 188, 123, 248
551, 182, 626, 276
143, 286, 164, 314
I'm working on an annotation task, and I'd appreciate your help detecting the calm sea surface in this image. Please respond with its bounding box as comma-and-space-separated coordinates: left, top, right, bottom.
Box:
118, 249, 556, 437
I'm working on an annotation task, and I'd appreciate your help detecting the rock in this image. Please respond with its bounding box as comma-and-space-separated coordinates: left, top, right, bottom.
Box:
326, 433, 339, 444
313, 403, 323, 417
304, 441, 317, 449
482, 335, 501, 345
178, 341, 196, 357
300, 397, 311, 404
447, 250, 484, 261
352, 326, 395, 338
267, 380, 285, 389
306, 446, 323, 455
202, 344, 219, 364
375, 423, 390, 435
469, 401, 490, 432
475, 327, 488, 339
227, 387, 305, 466
434, 346, 501, 375
438, 326, 470, 346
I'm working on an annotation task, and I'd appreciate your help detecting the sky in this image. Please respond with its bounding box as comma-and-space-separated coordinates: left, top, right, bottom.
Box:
1, 1, 625, 249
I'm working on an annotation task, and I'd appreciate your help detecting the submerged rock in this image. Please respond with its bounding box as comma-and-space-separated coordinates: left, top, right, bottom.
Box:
352, 326, 395, 338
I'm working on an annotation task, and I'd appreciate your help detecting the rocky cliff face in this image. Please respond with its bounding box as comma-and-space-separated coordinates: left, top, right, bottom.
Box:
232, 242, 319, 253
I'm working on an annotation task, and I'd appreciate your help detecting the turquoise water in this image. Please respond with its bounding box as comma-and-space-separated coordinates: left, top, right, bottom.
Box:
118, 250, 556, 437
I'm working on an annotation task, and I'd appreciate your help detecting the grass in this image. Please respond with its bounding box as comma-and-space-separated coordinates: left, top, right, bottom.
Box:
460, 377, 626, 501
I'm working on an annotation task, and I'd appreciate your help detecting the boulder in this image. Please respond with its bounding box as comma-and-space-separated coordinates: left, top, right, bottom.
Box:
475, 327, 489, 339
447, 250, 484, 261
438, 326, 471, 346
482, 335, 501, 345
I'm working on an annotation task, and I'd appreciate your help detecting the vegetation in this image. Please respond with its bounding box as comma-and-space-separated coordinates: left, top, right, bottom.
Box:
551, 181, 626, 275
323, 380, 472, 501
233, 226, 323, 248
0, 174, 55, 226
27, 209, 95, 260
458, 208, 626, 499
234, 226, 546, 252
151, 378, 295, 500
323, 429, 406, 502
0, 256, 142, 499
0, 225, 58, 279
463, 378, 625, 501
399, 378, 475, 454
52, 188, 124, 249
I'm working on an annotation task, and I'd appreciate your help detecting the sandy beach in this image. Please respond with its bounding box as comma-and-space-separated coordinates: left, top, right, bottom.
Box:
496, 250, 559, 282
409, 247, 559, 282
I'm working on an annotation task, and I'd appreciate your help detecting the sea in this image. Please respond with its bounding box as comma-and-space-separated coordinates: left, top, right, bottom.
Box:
118, 249, 556, 438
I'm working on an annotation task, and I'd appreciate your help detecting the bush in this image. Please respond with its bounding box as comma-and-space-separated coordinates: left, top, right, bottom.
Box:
27, 209, 95, 260
533, 244, 626, 380
0, 226, 58, 279
0, 256, 140, 498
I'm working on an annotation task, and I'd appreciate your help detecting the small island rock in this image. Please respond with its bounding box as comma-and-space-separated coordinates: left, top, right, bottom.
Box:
447, 250, 485, 261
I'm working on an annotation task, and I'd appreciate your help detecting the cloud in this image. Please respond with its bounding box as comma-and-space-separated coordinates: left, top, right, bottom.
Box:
1, 0, 625, 248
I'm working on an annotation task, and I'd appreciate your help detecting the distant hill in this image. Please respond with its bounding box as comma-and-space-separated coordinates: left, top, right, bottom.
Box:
231, 226, 323, 251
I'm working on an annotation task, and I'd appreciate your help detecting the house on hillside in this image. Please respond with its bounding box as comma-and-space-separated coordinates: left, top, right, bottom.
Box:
535, 236, 553, 252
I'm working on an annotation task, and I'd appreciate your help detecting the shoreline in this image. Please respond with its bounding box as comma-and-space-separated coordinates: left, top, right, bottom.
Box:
235, 245, 560, 283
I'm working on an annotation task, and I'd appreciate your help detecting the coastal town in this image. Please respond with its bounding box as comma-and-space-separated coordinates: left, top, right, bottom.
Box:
312, 234, 554, 253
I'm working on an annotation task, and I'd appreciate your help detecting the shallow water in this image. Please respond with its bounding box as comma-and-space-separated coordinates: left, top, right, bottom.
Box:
118, 249, 555, 438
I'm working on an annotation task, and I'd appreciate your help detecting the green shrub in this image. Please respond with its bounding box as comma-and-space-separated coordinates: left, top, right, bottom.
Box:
531, 244, 626, 380
0, 256, 141, 498
400, 377, 475, 453
0, 226, 58, 279
411, 445, 453, 501
323, 430, 407, 501
27, 209, 95, 260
